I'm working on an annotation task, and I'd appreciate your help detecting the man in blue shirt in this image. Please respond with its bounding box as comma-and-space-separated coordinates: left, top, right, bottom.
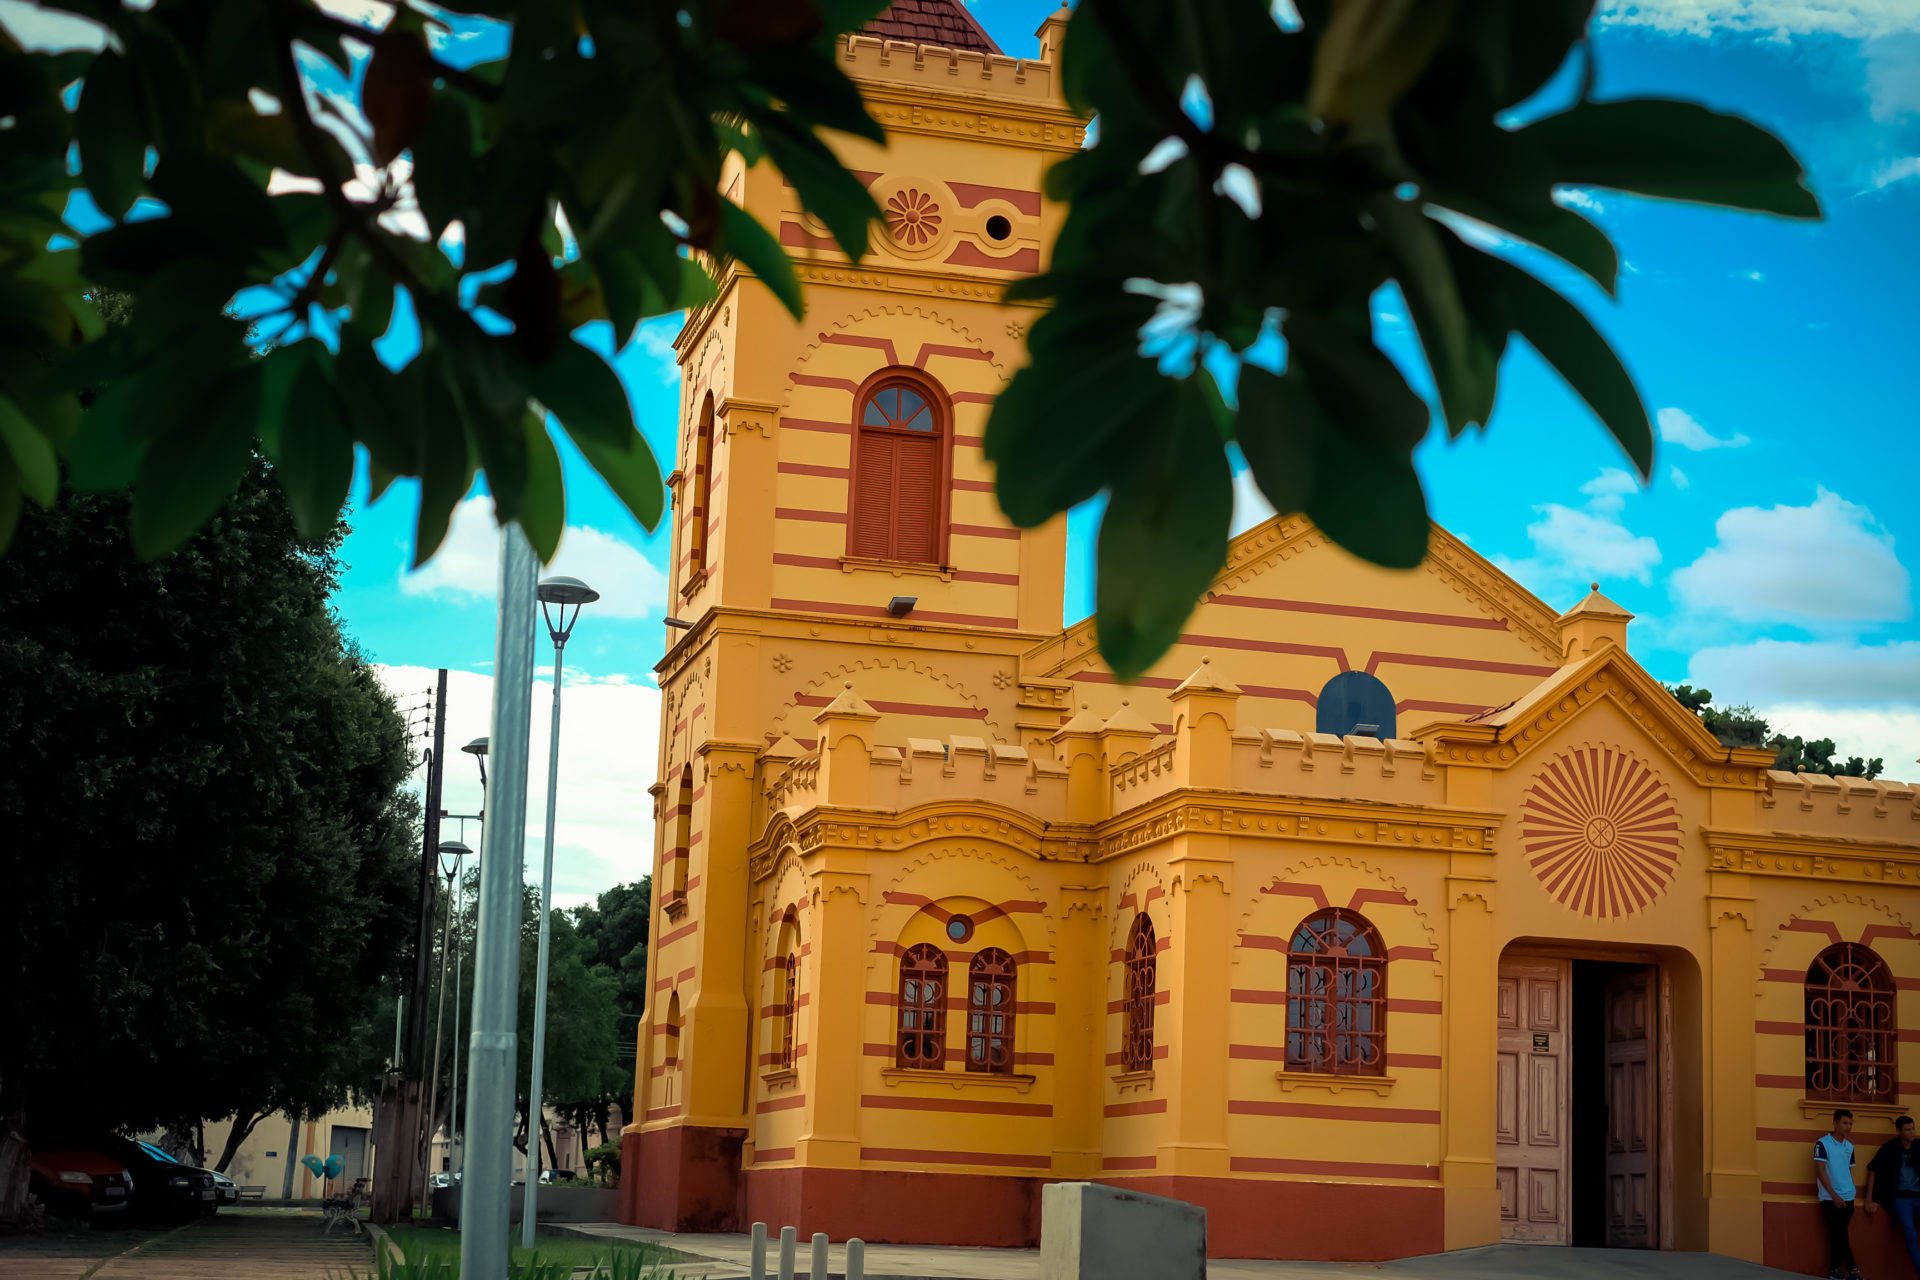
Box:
1816, 1109, 1860, 1280
1865, 1114, 1920, 1275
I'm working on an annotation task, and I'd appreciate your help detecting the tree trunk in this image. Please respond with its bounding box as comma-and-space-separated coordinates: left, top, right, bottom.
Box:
0, 1073, 30, 1225
512, 1104, 528, 1156
214, 1110, 266, 1174
540, 1112, 557, 1170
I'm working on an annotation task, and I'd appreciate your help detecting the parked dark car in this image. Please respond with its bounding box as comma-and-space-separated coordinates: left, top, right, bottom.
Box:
27, 1148, 133, 1222
137, 1141, 237, 1206
40, 1133, 218, 1221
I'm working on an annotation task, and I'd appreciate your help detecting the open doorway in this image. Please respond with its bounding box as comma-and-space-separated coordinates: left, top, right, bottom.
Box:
1498, 954, 1665, 1248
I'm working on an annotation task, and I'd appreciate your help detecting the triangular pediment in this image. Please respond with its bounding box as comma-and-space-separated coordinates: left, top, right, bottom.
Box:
1025, 516, 1566, 740
1417, 644, 1778, 790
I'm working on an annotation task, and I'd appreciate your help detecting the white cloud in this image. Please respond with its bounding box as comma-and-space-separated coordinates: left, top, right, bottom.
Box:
1671, 488, 1912, 624
1657, 407, 1751, 451
1688, 638, 1920, 704
1600, 0, 1920, 39
374, 665, 661, 910
1230, 464, 1278, 537
631, 317, 683, 386
1496, 468, 1662, 598
1669, 464, 1691, 490
1865, 33, 1920, 120
1755, 703, 1920, 778
402, 495, 667, 620
1870, 157, 1920, 189
1736, 270, 1767, 282
1580, 466, 1643, 513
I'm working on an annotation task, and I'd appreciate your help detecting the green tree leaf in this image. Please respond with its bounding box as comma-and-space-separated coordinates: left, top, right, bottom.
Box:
1095, 377, 1233, 681
716, 195, 802, 317
528, 339, 637, 449
569, 425, 663, 533
520, 411, 565, 564
271, 357, 354, 542
130, 362, 262, 558
74, 52, 147, 222
750, 109, 879, 260
0, 392, 60, 507
1523, 98, 1820, 218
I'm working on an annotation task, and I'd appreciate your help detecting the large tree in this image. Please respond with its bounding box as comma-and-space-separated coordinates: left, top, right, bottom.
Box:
0, 0, 1818, 680
0, 460, 419, 1212
1669, 685, 1884, 780
564, 877, 650, 1143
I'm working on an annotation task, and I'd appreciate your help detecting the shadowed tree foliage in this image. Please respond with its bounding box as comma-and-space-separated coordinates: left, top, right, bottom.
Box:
1669, 685, 1884, 780
1, 0, 1819, 683
564, 877, 650, 1144
0, 459, 420, 1209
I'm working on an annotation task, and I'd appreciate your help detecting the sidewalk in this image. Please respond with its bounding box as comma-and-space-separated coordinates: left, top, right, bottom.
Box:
548, 1224, 1806, 1280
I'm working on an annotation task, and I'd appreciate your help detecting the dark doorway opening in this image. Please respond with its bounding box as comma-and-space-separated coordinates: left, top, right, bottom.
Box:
1571, 960, 1659, 1248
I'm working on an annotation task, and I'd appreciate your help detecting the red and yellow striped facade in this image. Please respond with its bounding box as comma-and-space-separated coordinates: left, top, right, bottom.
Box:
621, 16, 1920, 1271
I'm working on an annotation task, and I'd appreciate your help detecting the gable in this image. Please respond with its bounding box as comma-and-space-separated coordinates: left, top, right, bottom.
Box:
1029, 516, 1564, 739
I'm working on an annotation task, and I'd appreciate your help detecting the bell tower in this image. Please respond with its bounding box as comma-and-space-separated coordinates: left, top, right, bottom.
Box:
625, 2, 1087, 1233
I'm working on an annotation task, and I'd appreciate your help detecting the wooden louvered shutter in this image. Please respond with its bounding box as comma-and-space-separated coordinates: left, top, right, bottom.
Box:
892, 434, 940, 563
850, 432, 895, 558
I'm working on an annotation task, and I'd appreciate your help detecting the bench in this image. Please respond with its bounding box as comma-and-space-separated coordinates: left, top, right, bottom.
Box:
321, 1184, 366, 1237
239, 1186, 267, 1201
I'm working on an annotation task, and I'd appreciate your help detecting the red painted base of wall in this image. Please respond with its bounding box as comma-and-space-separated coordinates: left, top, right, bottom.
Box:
620, 1125, 746, 1233
1110, 1176, 1443, 1262
745, 1167, 1039, 1248
1764, 1201, 1916, 1277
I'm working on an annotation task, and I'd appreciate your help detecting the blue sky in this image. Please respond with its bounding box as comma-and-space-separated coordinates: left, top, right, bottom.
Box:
4, 0, 1915, 900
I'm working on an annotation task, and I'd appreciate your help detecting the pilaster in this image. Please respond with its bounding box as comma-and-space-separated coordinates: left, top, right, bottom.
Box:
713, 398, 779, 611
797, 865, 869, 1169
1158, 845, 1232, 1179
1705, 877, 1764, 1260
681, 740, 759, 1130
1052, 886, 1107, 1178
1052, 707, 1108, 824
1441, 864, 1499, 1251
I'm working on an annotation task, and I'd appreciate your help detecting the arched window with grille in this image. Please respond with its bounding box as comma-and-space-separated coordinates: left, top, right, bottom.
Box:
967, 948, 1017, 1074
777, 951, 798, 1069
1123, 914, 1157, 1074
1286, 908, 1386, 1076
664, 764, 693, 905
1807, 943, 1897, 1102
662, 991, 681, 1069
849, 370, 948, 565
896, 943, 947, 1070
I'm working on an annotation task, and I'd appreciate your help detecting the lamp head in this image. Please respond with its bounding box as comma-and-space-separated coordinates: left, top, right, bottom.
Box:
887, 595, 918, 618
438, 839, 473, 877
462, 736, 489, 758
537, 576, 600, 607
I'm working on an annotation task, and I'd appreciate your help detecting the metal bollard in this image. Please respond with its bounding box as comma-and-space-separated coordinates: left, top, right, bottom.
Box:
810, 1232, 829, 1280
847, 1237, 865, 1280
751, 1222, 768, 1280
778, 1225, 797, 1280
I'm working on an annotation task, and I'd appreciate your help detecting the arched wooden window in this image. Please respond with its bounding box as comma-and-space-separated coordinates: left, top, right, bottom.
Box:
896, 944, 947, 1070
849, 370, 947, 565
687, 393, 714, 576
1807, 943, 1897, 1103
967, 948, 1017, 1074
1286, 908, 1385, 1076
1123, 914, 1157, 1074
777, 951, 798, 1069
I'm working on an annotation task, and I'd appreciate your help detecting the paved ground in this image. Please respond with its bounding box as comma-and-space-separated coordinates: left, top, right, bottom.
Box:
0, 1209, 373, 1280
554, 1224, 1808, 1280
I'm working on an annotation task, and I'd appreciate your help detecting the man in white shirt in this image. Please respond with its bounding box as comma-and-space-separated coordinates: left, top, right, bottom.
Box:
1816, 1108, 1861, 1280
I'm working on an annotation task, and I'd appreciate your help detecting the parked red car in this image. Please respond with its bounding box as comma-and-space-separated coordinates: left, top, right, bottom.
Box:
28, 1148, 134, 1221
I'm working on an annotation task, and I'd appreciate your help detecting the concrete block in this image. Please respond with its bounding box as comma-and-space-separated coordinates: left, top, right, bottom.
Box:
1041, 1182, 1206, 1280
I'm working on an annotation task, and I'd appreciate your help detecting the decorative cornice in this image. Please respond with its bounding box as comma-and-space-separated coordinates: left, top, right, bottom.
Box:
1705, 829, 1920, 886
751, 797, 1098, 868
1093, 793, 1502, 863
859, 88, 1086, 153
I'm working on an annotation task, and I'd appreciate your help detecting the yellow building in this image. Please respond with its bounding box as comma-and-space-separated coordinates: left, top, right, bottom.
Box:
621, 4, 1920, 1269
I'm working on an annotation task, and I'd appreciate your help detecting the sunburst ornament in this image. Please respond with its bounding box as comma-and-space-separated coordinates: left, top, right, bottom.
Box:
1520, 746, 1682, 918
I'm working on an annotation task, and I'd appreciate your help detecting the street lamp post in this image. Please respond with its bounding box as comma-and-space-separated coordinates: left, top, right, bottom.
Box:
454, 737, 488, 1179
422, 839, 472, 1217
522, 575, 599, 1247
461, 530, 538, 1280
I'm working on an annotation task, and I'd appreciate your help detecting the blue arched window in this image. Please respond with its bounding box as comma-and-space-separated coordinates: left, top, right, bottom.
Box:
1316, 671, 1396, 739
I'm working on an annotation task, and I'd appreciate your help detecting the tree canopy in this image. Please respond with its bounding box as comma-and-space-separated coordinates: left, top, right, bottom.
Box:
0, 0, 1817, 678
0, 458, 419, 1209
1669, 685, 1884, 780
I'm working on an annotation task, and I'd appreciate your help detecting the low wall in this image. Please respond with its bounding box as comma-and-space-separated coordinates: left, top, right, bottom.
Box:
432, 1184, 619, 1225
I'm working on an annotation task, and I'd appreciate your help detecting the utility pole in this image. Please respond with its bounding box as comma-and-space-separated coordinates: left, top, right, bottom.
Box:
375, 669, 446, 1223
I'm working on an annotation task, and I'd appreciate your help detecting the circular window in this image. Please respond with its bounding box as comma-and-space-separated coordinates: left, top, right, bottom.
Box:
946, 915, 974, 943
984, 214, 1012, 242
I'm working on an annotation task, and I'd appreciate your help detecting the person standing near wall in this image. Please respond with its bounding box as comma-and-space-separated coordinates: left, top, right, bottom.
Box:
1817, 1109, 1862, 1280
1864, 1114, 1920, 1276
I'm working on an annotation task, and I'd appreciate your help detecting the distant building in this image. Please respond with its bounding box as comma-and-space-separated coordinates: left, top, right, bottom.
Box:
147, 1104, 374, 1199
618, 1, 1920, 1273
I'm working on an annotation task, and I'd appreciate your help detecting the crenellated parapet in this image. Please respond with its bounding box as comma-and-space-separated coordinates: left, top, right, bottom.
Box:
1759, 770, 1920, 843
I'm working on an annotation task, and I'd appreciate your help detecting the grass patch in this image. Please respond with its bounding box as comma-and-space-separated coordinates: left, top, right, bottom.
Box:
374, 1226, 675, 1278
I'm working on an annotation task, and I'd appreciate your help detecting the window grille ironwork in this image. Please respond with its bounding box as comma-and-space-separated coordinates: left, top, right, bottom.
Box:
896, 943, 947, 1069
1806, 942, 1898, 1103
1286, 908, 1386, 1076
777, 953, 797, 1070
968, 948, 1017, 1074
1123, 914, 1157, 1073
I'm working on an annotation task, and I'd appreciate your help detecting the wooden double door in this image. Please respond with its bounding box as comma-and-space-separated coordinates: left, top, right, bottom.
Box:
1495, 958, 1658, 1248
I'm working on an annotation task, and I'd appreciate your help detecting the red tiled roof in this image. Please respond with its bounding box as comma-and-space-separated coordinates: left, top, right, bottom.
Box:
862, 0, 1002, 54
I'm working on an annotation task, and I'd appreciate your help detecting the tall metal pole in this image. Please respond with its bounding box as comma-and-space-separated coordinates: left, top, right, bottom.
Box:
420, 864, 456, 1216
461, 529, 538, 1280
522, 630, 568, 1247
450, 850, 466, 1178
